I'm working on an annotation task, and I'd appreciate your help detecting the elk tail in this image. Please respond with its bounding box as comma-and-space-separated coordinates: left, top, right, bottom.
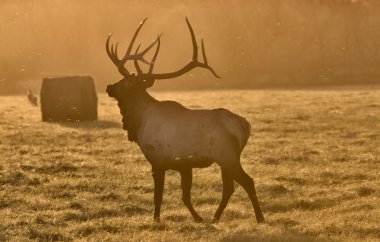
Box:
218, 109, 251, 153
237, 116, 251, 152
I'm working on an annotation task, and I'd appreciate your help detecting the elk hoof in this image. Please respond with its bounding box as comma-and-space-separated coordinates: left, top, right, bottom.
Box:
194, 216, 203, 223
210, 217, 220, 224
257, 217, 265, 224
154, 217, 160, 222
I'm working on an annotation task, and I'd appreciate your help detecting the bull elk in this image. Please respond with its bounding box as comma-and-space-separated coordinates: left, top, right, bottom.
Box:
106, 18, 265, 223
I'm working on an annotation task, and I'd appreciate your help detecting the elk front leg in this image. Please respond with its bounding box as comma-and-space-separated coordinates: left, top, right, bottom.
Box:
212, 169, 235, 222
180, 168, 203, 222
152, 169, 165, 222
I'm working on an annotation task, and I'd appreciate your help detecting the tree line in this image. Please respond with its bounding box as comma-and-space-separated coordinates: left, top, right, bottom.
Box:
0, 0, 379, 93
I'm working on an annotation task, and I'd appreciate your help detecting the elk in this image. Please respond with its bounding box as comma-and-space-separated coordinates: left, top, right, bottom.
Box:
106, 18, 265, 223
27, 88, 38, 106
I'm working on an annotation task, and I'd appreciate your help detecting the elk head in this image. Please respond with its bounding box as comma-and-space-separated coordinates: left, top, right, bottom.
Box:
105, 18, 220, 101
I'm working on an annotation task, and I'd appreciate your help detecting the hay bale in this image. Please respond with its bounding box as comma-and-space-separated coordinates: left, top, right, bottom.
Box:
40, 76, 97, 121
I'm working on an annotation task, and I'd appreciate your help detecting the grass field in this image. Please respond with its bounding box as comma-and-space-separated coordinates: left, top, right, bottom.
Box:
0, 88, 379, 241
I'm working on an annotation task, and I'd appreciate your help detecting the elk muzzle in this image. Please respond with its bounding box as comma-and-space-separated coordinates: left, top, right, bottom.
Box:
106, 84, 116, 98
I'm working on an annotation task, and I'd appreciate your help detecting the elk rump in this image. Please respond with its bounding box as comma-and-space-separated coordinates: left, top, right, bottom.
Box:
40, 76, 97, 121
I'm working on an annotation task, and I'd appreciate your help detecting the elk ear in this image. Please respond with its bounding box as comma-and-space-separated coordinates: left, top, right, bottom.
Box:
142, 79, 155, 89
122, 73, 138, 89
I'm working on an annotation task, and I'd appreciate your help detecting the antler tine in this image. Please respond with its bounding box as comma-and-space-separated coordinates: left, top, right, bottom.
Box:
114, 42, 119, 60
110, 43, 115, 61
201, 39, 207, 65
133, 44, 143, 75
139, 37, 159, 57
149, 35, 161, 74
124, 37, 159, 65
205, 66, 221, 79
111, 43, 120, 66
106, 34, 113, 60
201, 40, 220, 78
141, 35, 161, 89
185, 17, 198, 61
123, 17, 148, 60
106, 34, 118, 65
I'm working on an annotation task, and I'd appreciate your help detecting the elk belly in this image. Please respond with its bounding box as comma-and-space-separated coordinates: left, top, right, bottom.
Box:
137, 121, 222, 169
170, 155, 214, 169
138, 136, 217, 169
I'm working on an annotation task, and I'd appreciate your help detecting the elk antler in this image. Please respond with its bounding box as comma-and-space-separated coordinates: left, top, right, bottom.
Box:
106, 18, 220, 85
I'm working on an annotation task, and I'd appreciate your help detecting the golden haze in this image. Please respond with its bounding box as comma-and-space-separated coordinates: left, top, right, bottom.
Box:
1, 0, 380, 94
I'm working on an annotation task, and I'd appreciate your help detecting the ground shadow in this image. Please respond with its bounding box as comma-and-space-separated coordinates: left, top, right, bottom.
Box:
55, 119, 121, 130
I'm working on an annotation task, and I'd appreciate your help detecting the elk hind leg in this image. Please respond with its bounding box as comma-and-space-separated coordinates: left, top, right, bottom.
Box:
230, 164, 265, 223
212, 169, 234, 222
180, 168, 203, 222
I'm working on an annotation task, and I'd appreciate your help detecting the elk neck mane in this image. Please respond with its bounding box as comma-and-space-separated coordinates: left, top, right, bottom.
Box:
117, 88, 158, 142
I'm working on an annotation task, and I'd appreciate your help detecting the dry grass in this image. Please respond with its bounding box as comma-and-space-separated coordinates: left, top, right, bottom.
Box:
0, 88, 379, 241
